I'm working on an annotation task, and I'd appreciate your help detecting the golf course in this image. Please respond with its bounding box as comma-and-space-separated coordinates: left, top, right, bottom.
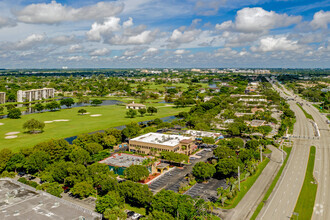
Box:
0, 102, 190, 151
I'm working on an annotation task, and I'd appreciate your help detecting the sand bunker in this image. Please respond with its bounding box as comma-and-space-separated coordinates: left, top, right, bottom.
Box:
0, 123, 4, 126
53, 119, 70, 122
5, 132, 20, 135
90, 114, 102, 117
5, 135, 17, 139
44, 121, 54, 124
82, 112, 90, 115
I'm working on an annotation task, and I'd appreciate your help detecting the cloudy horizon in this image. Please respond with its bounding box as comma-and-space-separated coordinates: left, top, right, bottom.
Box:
0, 0, 329, 69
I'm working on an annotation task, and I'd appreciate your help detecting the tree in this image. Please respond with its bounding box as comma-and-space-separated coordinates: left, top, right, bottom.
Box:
138, 108, 147, 117
60, 98, 75, 108
103, 135, 117, 148
91, 99, 103, 106
216, 158, 239, 176
85, 142, 103, 155
36, 182, 63, 197
78, 108, 87, 115
33, 139, 72, 161
126, 109, 137, 118
70, 148, 91, 166
118, 181, 152, 207
33, 103, 44, 112
6, 104, 15, 111
0, 148, 13, 172
7, 108, 21, 119
124, 165, 149, 182
213, 146, 236, 160
45, 101, 61, 111
104, 207, 126, 220
150, 189, 179, 217
147, 106, 158, 115
71, 181, 94, 198
26, 151, 51, 173
95, 191, 124, 213
122, 122, 141, 138
105, 128, 122, 143
5, 153, 26, 173
202, 137, 215, 144
147, 210, 175, 220
23, 119, 45, 133
192, 162, 216, 181
0, 106, 4, 114
246, 139, 259, 151
229, 137, 245, 150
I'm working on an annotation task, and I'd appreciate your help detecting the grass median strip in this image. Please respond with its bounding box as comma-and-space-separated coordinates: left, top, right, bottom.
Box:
296, 103, 314, 120
292, 146, 317, 220
250, 146, 292, 220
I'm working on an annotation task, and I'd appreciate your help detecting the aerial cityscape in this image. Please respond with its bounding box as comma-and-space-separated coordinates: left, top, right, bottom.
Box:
0, 0, 329, 220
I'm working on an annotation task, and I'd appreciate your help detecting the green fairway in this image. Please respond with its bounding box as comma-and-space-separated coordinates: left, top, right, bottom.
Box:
0, 103, 190, 151
292, 146, 317, 219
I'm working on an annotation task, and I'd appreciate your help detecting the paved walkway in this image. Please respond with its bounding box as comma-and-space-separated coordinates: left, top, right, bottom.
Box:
218, 145, 283, 220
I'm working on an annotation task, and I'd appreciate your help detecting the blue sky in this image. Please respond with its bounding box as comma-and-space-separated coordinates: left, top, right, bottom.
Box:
0, 0, 329, 68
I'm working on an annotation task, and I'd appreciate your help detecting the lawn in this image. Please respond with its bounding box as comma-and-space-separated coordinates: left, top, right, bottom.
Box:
221, 157, 270, 209
296, 103, 314, 120
292, 146, 317, 219
0, 103, 190, 151
250, 146, 292, 220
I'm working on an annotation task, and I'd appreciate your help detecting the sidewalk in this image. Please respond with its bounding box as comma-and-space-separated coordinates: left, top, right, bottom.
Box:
219, 145, 283, 220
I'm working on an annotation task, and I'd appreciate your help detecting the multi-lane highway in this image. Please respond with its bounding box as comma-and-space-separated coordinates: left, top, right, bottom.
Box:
258, 79, 317, 219
305, 102, 330, 220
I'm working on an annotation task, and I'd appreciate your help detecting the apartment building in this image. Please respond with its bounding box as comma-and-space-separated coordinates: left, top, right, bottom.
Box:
17, 88, 55, 102
0, 92, 5, 104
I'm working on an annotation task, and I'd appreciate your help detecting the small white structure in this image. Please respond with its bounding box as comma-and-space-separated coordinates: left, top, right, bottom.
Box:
126, 101, 146, 110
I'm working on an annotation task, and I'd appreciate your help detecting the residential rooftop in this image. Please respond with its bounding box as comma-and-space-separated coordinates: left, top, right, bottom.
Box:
130, 132, 191, 147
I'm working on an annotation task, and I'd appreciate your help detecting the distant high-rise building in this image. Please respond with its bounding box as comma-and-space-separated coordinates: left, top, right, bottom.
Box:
0, 92, 5, 104
17, 88, 55, 102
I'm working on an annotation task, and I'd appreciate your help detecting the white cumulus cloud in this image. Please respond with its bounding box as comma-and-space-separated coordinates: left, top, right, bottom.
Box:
251, 36, 301, 52
0, 16, 16, 29
89, 48, 110, 56
216, 7, 301, 33
15, 1, 124, 24
310, 10, 330, 29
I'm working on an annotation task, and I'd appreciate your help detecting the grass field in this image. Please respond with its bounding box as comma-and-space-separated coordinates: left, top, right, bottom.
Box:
296, 103, 314, 120
0, 103, 190, 151
292, 146, 317, 219
221, 157, 270, 209
250, 146, 292, 220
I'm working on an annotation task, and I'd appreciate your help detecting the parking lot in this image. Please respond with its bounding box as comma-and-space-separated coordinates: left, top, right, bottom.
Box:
184, 178, 228, 202
148, 149, 214, 193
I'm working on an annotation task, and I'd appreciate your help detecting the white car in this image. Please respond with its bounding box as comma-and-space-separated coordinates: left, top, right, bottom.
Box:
132, 213, 141, 219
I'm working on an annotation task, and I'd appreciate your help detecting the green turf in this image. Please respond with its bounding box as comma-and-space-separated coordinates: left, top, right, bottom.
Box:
0, 103, 190, 151
123, 203, 146, 215
292, 146, 317, 220
296, 103, 314, 120
221, 157, 270, 209
250, 146, 292, 220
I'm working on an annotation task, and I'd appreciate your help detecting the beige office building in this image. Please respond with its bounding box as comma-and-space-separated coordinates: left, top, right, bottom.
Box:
17, 88, 55, 102
129, 132, 197, 156
0, 92, 5, 104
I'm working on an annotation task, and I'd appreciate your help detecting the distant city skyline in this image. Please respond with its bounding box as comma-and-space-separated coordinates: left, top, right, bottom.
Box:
0, 0, 329, 68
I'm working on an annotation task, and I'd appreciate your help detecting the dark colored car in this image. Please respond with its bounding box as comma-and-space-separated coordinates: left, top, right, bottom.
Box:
18, 172, 26, 177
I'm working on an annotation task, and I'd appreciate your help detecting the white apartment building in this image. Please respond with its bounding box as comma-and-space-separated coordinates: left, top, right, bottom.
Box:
17, 88, 55, 102
0, 92, 5, 104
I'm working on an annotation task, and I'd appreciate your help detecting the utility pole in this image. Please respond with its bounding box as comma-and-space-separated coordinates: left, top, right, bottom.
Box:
260, 146, 263, 162
238, 166, 240, 191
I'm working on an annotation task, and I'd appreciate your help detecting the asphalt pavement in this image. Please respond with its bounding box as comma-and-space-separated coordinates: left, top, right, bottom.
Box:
258, 80, 317, 220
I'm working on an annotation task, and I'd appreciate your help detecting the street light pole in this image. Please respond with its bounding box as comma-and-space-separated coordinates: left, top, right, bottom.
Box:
238, 166, 240, 191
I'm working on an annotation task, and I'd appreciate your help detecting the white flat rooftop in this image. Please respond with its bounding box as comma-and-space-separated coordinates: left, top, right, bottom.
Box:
130, 132, 190, 147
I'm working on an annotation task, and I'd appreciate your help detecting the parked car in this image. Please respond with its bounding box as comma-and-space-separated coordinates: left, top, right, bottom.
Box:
18, 172, 25, 177
132, 213, 142, 220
